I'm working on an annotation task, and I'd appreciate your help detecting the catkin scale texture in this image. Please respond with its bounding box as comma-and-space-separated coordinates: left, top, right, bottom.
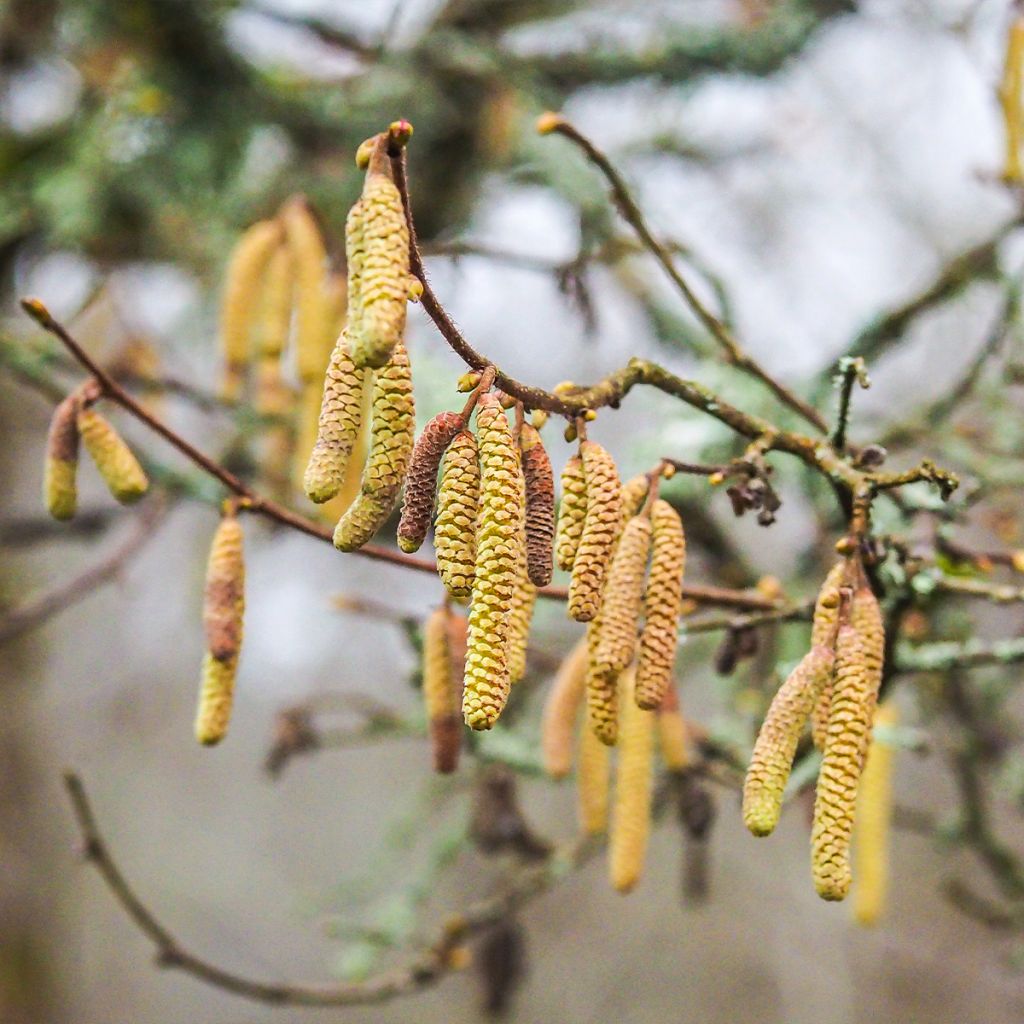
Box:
462, 396, 522, 730
45, 393, 80, 520
434, 431, 481, 599
577, 720, 611, 835
345, 198, 366, 343
506, 502, 537, 685
283, 199, 334, 385
422, 607, 461, 774
195, 652, 237, 746
203, 516, 245, 664
397, 411, 465, 553
519, 424, 555, 586
77, 409, 149, 504
568, 441, 622, 622
333, 342, 415, 551
593, 515, 652, 677
635, 500, 686, 710
555, 455, 586, 571
541, 637, 589, 778
810, 560, 847, 749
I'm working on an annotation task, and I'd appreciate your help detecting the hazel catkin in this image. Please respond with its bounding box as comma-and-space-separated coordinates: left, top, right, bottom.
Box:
422, 606, 462, 774
77, 408, 149, 504
519, 424, 555, 586
397, 411, 465, 553
577, 718, 611, 835
555, 455, 586, 572
195, 652, 238, 746
656, 683, 689, 772
541, 636, 589, 779
203, 515, 245, 664
434, 430, 481, 600
506, 512, 537, 685
44, 392, 80, 520
810, 560, 847, 749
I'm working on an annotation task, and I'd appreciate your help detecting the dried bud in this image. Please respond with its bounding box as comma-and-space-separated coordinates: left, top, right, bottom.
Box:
530, 409, 549, 430
541, 637, 589, 778
397, 411, 464, 553
44, 392, 81, 520
77, 408, 149, 504
519, 424, 555, 586
477, 918, 527, 1018
435, 431, 481, 599
457, 370, 483, 393
203, 514, 246, 664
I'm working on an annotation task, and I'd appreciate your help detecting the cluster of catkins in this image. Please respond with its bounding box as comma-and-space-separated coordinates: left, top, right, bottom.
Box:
742, 555, 887, 903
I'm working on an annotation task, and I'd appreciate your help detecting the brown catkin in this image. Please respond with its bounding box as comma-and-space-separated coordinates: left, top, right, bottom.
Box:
195, 652, 237, 746
568, 441, 622, 622
609, 668, 655, 893
434, 430, 481, 599
422, 606, 461, 774
593, 515, 652, 678
44, 392, 80, 520
555, 455, 586, 571
397, 411, 465, 553
656, 682, 689, 772
283, 198, 334, 385
519, 424, 555, 586
742, 644, 835, 837
810, 559, 847, 748
577, 715, 610, 834
333, 342, 415, 551
203, 515, 245, 664
462, 396, 522, 729
635, 499, 686, 710
541, 637, 589, 779
77, 408, 149, 504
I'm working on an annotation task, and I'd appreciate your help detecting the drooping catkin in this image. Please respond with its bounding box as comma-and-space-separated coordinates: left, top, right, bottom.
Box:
506, 511, 537, 685
742, 644, 835, 837
422, 606, 461, 774
434, 430, 480, 599
397, 411, 465, 553
349, 146, 410, 369
77, 408, 149, 504
519, 424, 555, 586
203, 515, 245, 664
462, 395, 522, 730
44, 393, 80, 520
219, 219, 282, 400
593, 515, 652, 678
657, 683, 689, 771
577, 715, 610, 834
810, 560, 847, 749
258, 242, 293, 360
195, 652, 238, 746
852, 700, 897, 926
541, 637, 589, 778
333, 342, 415, 551
635, 499, 686, 710
555, 455, 586, 571
568, 441, 622, 622
610, 668, 655, 893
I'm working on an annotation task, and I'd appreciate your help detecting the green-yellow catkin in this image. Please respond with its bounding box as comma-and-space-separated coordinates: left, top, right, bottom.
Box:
77, 408, 149, 504
258, 242, 293, 360
577, 714, 610, 834
219, 219, 282, 401
333, 342, 415, 551
44, 393, 80, 520
852, 700, 897, 926
810, 560, 847, 749
506, 520, 537, 684
304, 331, 367, 503
434, 430, 481, 599
541, 636, 589, 779
202, 515, 245, 664
345, 197, 366, 350
462, 395, 522, 730
555, 455, 586, 571
422, 606, 461, 774
350, 146, 410, 369
609, 668, 655, 893
593, 515, 652, 678
568, 441, 622, 622
656, 683, 689, 771
742, 644, 835, 837
195, 652, 237, 746
283, 197, 334, 385
634, 500, 686, 710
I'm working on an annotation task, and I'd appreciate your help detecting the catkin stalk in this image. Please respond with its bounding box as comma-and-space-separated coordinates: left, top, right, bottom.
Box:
77, 408, 149, 504
435, 430, 481, 599
541, 637, 589, 779
44, 392, 81, 520
422, 606, 462, 774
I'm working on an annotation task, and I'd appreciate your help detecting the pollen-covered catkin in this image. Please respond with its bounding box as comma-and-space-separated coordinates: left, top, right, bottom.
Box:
350, 146, 410, 369
852, 700, 897, 926
397, 411, 465, 553
657, 684, 689, 771
333, 342, 415, 551
77, 408, 149, 504
811, 560, 847, 749
610, 669, 654, 893
462, 396, 522, 730
219, 219, 282, 400
577, 715, 610, 834
555, 455, 586, 571
203, 515, 245, 664
593, 515, 652, 678
434, 430, 481, 599
345, 197, 366, 342
541, 637, 589, 779
568, 441, 622, 622
258, 242, 293, 360
44, 393, 80, 520
422, 606, 461, 774
742, 644, 835, 837
519, 424, 555, 586
195, 652, 237, 746
283, 198, 334, 385
506, 513, 537, 685
635, 500, 686, 710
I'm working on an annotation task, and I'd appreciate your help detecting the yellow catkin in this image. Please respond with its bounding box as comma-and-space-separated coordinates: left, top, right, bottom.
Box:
219, 219, 282, 400
593, 515, 652, 678
635, 500, 686, 710
810, 559, 847, 750
333, 342, 415, 551
44, 393, 80, 520
577, 716, 610, 834
195, 652, 238, 746
462, 395, 522, 730
349, 147, 409, 369
657, 683, 689, 771
506, 526, 537, 684
304, 331, 367, 503
435, 430, 481, 600
1001, 16, 1024, 183
255, 359, 294, 498
202, 515, 245, 664
555, 455, 586, 571
742, 644, 835, 837
609, 669, 655, 893
77, 408, 149, 504
852, 700, 897, 926
568, 441, 622, 622
422, 606, 461, 774
258, 242, 293, 360
344, 197, 366, 348
541, 636, 589, 779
